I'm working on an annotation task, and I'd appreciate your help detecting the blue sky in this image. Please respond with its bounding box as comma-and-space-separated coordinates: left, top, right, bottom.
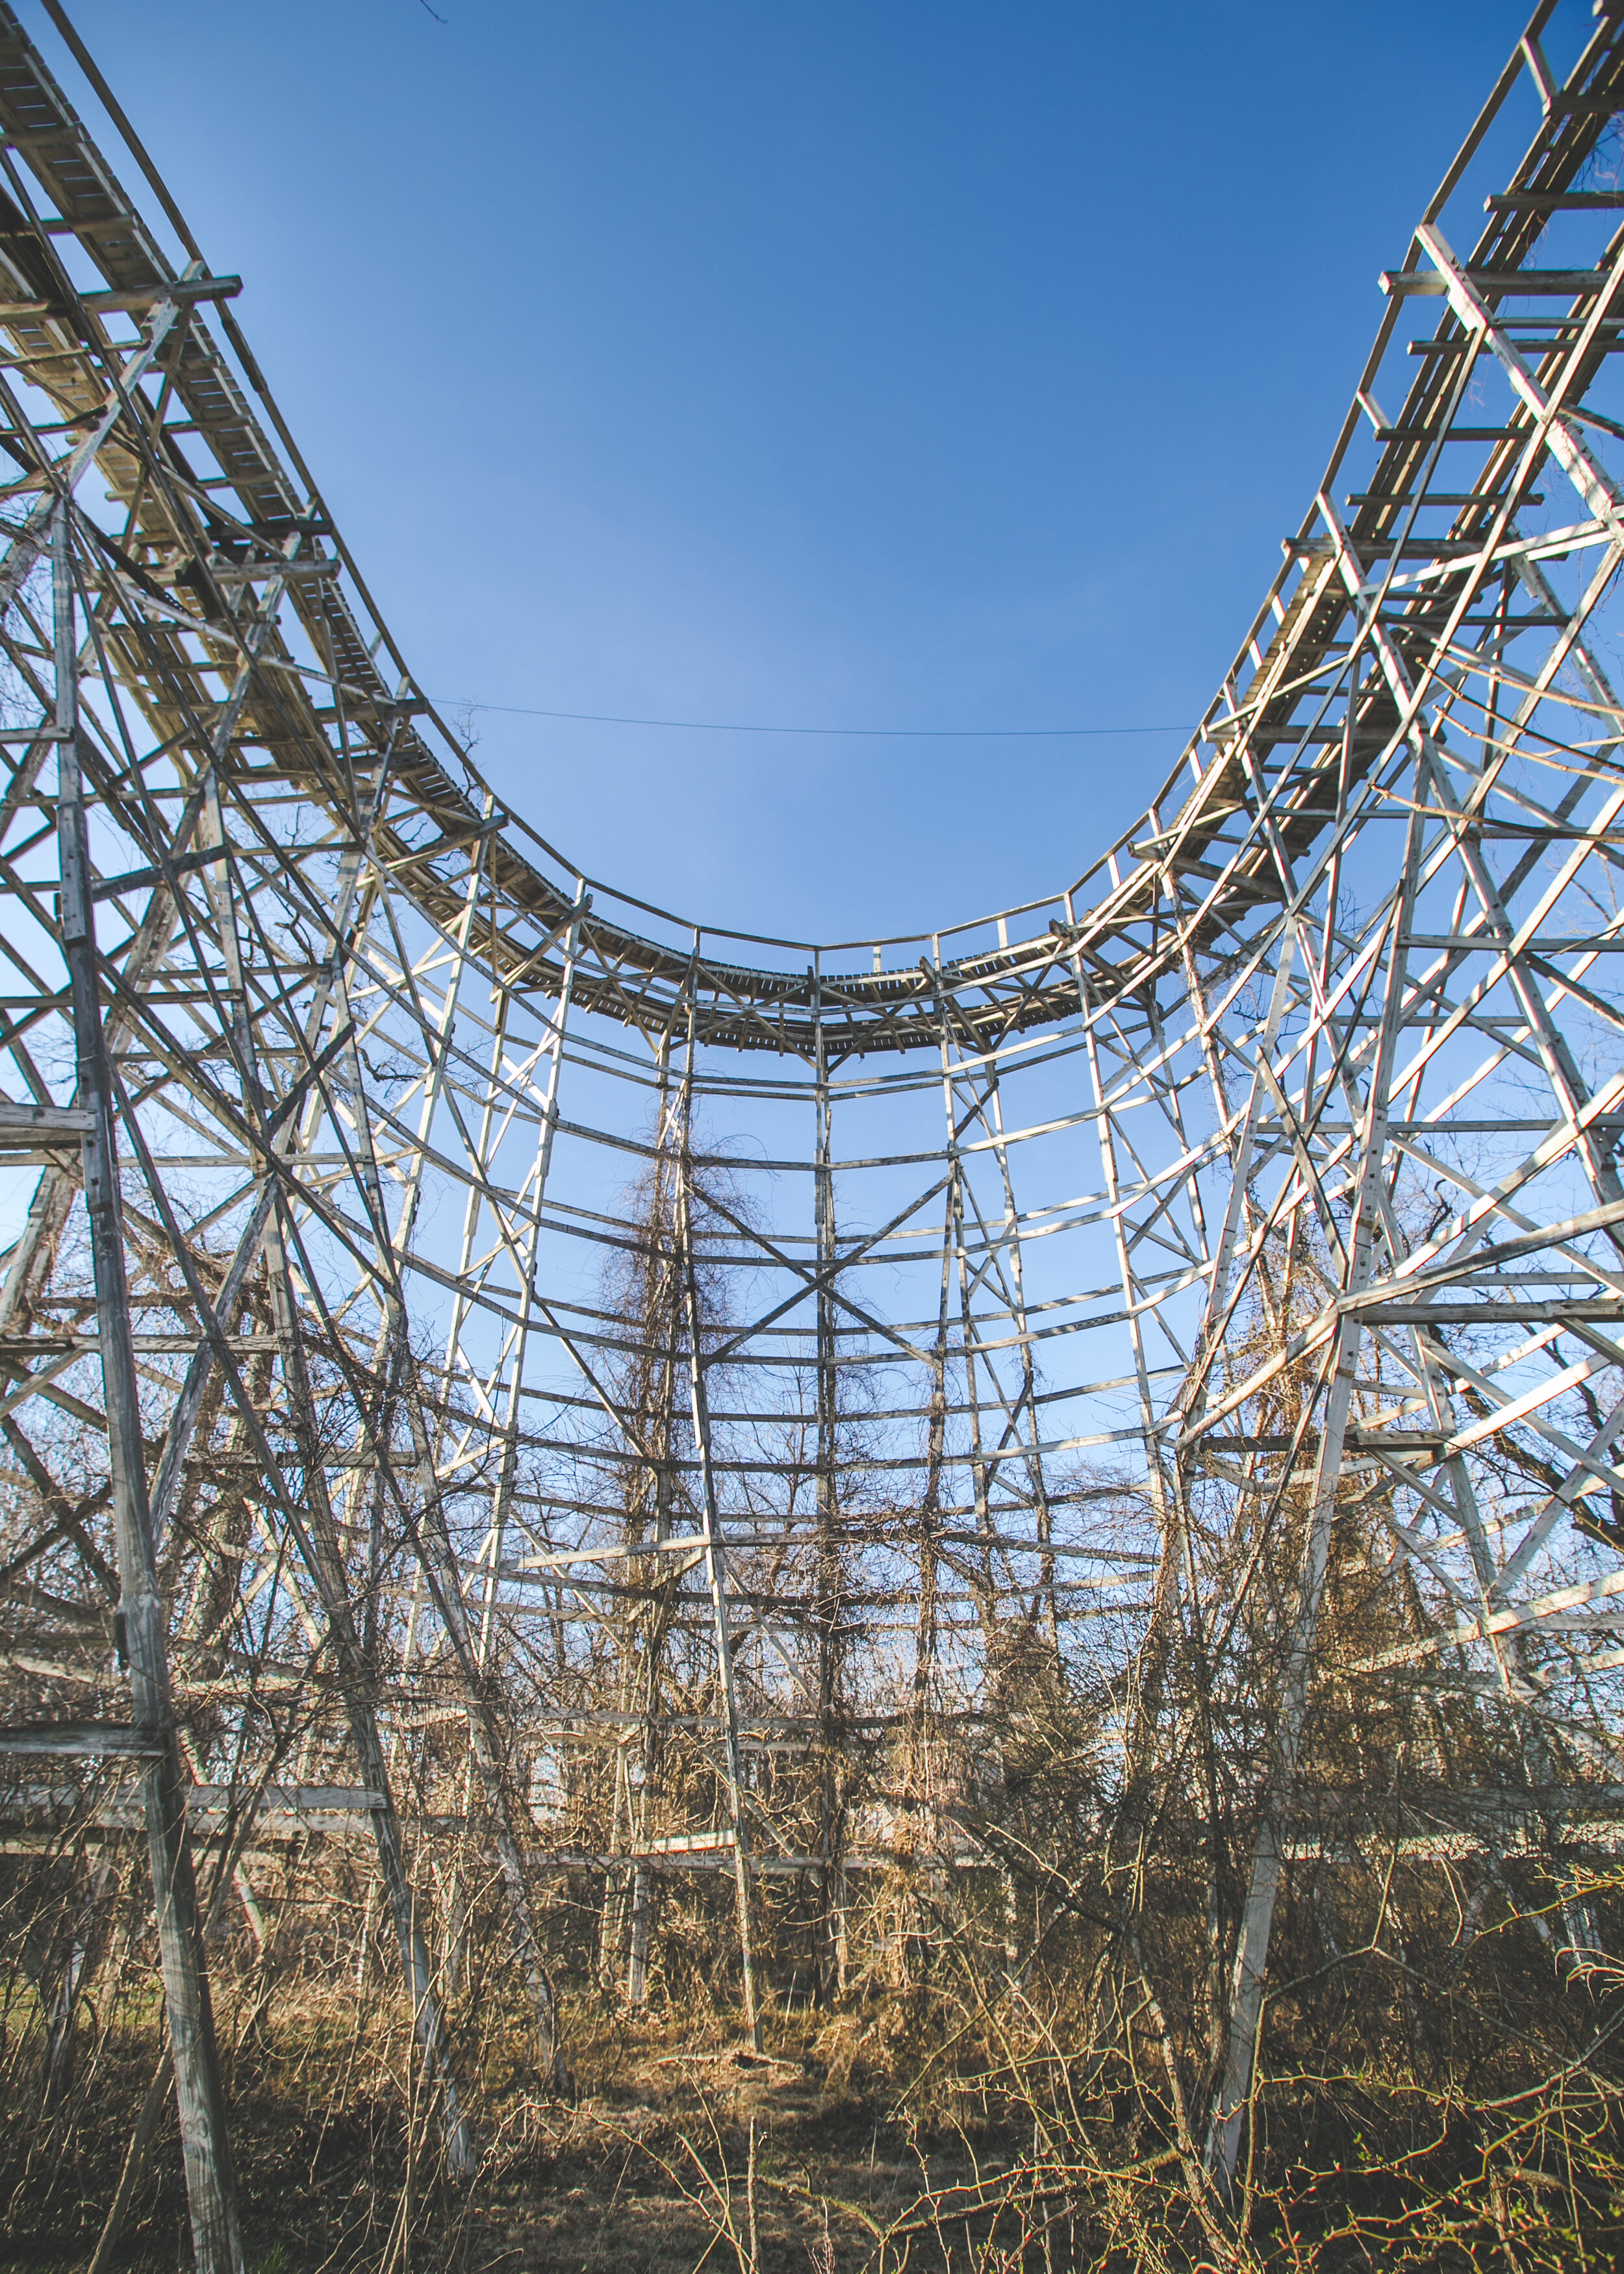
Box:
32, 1, 1530, 943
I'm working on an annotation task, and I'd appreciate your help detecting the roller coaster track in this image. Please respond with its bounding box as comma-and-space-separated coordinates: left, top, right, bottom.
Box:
4, 4, 1624, 2263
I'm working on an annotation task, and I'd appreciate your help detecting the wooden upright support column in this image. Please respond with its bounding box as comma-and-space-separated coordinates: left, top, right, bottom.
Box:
54, 506, 244, 2274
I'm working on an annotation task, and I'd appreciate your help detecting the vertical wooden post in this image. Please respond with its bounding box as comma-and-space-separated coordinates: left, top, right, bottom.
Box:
256, 1203, 476, 2173
1205, 784, 1423, 2189
54, 505, 244, 2274
983, 1070, 1058, 1654
152, 603, 476, 2177
628, 1035, 680, 2010
811, 975, 845, 1999
676, 1010, 763, 2049
433, 884, 587, 2080
930, 978, 993, 1616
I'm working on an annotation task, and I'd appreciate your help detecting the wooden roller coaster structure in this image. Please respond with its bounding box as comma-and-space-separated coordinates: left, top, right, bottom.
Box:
5, 3, 1624, 2265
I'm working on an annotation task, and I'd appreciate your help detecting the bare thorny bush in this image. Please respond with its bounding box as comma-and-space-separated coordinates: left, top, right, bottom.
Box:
1, 1173, 1622, 2269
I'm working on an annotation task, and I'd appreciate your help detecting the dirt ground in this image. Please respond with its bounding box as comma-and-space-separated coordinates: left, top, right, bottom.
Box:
0, 2000, 1017, 2274
457, 2049, 967, 2274
8, 1978, 1620, 2271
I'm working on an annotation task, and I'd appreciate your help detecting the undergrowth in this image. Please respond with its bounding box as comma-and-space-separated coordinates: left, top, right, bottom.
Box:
3, 1872, 1622, 2273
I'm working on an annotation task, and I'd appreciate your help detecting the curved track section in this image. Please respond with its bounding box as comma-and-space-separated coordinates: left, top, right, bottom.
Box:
3, 3, 1624, 2249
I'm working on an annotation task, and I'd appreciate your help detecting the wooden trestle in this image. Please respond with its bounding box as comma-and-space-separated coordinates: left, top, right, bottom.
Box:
3, 2, 1624, 2257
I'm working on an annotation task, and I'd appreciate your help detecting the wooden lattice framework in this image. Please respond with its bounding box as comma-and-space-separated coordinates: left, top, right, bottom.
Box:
5, 4, 1624, 2263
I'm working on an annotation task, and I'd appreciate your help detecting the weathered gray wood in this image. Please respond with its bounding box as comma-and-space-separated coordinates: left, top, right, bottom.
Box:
678, 1032, 763, 2050
0, 5, 1618, 2232
53, 507, 243, 2274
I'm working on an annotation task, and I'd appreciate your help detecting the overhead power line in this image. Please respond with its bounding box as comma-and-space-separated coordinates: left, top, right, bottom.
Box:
430, 697, 1185, 739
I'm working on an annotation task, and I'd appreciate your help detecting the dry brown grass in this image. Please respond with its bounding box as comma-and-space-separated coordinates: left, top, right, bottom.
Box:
5, 1835, 1623, 2273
